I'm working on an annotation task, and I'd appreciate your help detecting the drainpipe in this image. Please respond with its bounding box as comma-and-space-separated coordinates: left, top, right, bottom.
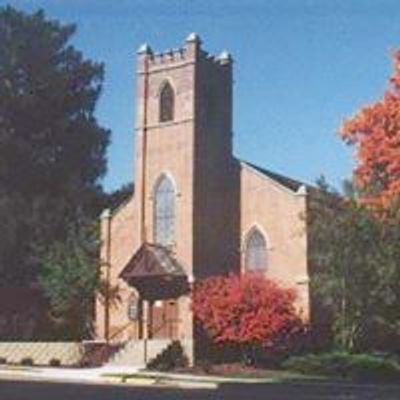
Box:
137, 44, 151, 364
100, 208, 112, 343
139, 46, 150, 244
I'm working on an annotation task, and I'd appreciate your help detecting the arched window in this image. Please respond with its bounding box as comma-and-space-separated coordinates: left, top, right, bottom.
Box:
154, 175, 175, 246
245, 228, 267, 272
159, 81, 174, 122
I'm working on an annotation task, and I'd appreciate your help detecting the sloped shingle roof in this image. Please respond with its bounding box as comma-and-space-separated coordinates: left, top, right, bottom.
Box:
120, 243, 186, 281
242, 160, 308, 192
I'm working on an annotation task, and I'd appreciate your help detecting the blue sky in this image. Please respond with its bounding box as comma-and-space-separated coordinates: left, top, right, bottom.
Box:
4, 0, 400, 192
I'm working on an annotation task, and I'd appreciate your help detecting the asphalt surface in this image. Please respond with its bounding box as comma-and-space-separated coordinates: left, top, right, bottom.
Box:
1, 378, 400, 400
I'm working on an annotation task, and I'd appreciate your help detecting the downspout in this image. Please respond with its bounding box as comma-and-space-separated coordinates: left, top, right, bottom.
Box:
100, 208, 112, 343
141, 55, 149, 244
139, 49, 150, 363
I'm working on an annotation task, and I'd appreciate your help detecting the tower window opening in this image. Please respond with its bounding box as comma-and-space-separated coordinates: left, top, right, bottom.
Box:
159, 82, 174, 122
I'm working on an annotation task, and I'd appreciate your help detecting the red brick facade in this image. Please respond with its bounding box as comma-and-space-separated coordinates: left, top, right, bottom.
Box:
95, 35, 310, 361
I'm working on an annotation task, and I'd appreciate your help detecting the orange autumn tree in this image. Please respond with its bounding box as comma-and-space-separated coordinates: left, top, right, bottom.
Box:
340, 51, 400, 208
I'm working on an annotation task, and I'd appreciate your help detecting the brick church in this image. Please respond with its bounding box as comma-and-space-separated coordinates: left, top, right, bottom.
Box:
96, 34, 312, 362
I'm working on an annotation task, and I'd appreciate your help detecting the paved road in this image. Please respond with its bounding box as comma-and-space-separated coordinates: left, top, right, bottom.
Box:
1, 379, 400, 400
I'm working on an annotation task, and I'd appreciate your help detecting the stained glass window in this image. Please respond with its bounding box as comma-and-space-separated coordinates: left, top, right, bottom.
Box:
245, 228, 267, 271
154, 175, 175, 246
159, 82, 174, 122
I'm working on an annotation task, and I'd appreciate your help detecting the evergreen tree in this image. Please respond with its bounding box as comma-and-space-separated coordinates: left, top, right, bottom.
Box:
0, 6, 110, 286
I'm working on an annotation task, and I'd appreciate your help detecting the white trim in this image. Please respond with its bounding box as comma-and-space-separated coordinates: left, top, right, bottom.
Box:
100, 208, 112, 220
296, 275, 310, 285
296, 185, 307, 196
102, 194, 134, 220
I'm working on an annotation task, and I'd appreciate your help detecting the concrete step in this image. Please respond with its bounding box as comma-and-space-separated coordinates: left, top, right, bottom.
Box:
106, 339, 172, 367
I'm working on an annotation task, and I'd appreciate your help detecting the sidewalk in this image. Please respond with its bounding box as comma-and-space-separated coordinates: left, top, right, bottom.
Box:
1, 364, 399, 392
0, 364, 288, 388
0, 365, 142, 383
0, 365, 218, 389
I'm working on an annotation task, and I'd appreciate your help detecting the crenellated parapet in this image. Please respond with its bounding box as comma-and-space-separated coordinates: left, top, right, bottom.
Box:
136, 33, 232, 73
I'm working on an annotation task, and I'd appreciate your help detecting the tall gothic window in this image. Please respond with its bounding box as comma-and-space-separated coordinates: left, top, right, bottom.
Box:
154, 175, 175, 246
245, 228, 267, 272
159, 81, 174, 122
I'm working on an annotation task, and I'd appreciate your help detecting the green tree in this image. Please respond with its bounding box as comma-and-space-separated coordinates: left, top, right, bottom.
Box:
39, 223, 99, 339
105, 182, 134, 211
0, 6, 109, 286
309, 179, 400, 352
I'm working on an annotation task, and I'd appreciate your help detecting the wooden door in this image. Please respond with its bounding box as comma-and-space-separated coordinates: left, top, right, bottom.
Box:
149, 299, 179, 339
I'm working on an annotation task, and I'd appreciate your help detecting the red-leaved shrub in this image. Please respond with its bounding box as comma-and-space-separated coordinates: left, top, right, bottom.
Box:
192, 273, 304, 351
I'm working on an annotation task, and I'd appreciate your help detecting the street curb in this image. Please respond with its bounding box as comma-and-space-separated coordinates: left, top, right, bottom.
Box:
0, 370, 219, 390
1, 366, 400, 391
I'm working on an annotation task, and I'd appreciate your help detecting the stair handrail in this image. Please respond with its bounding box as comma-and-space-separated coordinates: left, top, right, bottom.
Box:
109, 321, 132, 342
150, 317, 181, 339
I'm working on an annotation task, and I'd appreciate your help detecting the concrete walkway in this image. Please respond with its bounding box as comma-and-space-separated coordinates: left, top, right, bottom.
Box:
0, 365, 221, 389
1, 364, 400, 393
0, 365, 143, 383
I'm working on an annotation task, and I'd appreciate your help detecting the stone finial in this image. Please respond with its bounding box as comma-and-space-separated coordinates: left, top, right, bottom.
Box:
185, 33, 201, 59
100, 208, 112, 220
296, 185, 307, 196
185, 32, 202, 44
218, 50, 232, 64
137, 43, 153, 55
296, 275, 310, 285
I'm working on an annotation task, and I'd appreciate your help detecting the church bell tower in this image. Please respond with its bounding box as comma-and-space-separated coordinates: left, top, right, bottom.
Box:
134, 33, 239, 280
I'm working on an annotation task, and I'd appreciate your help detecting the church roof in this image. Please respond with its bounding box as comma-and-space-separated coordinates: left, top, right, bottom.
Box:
241, 160, 308, 192
120, 243, 186, 281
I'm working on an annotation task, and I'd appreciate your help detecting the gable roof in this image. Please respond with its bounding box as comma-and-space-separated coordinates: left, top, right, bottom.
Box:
241, 160, 308, 192
120, 243, 186, 281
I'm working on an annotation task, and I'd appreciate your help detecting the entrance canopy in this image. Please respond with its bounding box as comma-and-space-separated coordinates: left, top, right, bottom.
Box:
119, 243, 189, 300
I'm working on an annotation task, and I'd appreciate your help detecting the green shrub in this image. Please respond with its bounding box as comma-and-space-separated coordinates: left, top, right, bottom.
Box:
147, 341, 189, 371
348, 354, 400, 382
20, 357, 34, 366
283, 352, 400, 383
196, 358, 213, 374
49, 358, 61, 367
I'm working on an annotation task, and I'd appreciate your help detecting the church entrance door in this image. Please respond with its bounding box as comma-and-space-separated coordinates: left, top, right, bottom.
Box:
119, 243, 189, 342
147, 299, 179, 339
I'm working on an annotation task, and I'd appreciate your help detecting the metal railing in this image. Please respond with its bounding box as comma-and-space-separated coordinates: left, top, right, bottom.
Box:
150, 317, 181, 339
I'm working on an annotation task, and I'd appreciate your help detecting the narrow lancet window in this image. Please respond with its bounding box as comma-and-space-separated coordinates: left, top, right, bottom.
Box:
245, 228, 267, 272
154, 175, 175, 246
159, 82, 174, 122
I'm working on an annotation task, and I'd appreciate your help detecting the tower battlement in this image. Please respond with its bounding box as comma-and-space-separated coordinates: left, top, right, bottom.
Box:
137, 33, 232, 71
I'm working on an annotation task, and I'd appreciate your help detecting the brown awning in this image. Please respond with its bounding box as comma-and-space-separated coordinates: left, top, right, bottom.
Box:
119, 243, 189, 299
